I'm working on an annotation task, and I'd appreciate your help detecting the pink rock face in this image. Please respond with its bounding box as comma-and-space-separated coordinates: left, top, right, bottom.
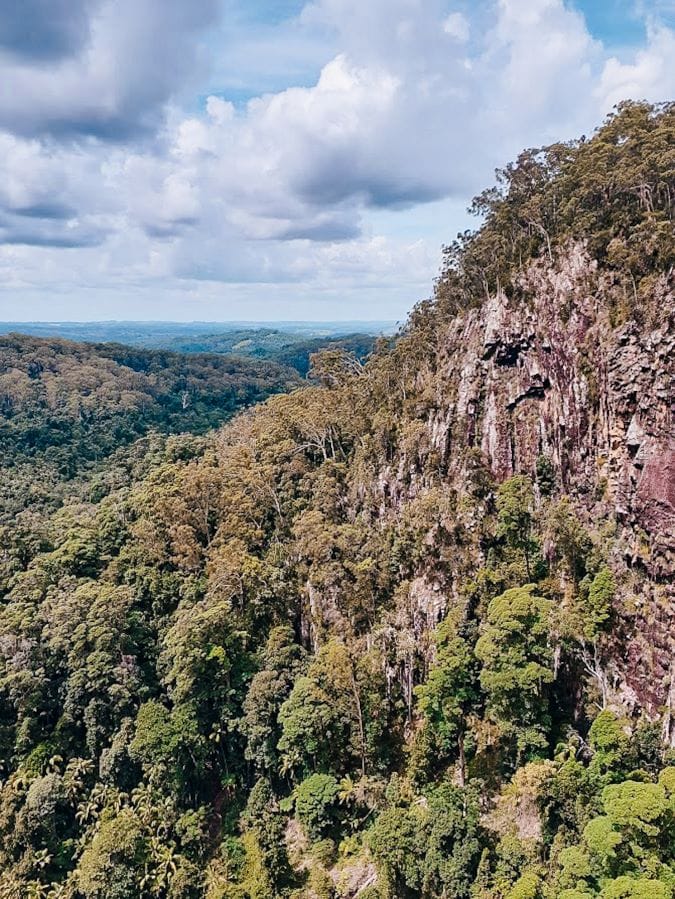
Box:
635, 443, 675, 555
637, 445, 675, 521
366, 246, 672, 717
430, 248, 674, 564
420, 246, 673, 715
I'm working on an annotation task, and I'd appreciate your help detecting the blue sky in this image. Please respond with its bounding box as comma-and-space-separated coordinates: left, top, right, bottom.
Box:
0, 0, 673, 322
575, 0, 645, 44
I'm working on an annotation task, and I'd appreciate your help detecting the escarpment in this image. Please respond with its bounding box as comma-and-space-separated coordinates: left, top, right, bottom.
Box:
433, 247, 674, 568
458, 258, 672, 716
331, 266, 668, 740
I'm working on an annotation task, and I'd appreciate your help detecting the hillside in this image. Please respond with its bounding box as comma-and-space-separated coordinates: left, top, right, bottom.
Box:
0, 335, 300, 519
161, 331, 378, 378
0, 101, 673, 899
0, 325, 383, 379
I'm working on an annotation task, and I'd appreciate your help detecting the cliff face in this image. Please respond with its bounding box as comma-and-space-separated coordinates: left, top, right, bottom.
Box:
390, 245, 673, 721
432, 247, 673, 561
295, 245, 675, 728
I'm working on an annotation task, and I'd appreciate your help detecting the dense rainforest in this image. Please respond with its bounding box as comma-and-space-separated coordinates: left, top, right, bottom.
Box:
0, 327, 381, 380
0, 330, 377, 524
146, 332, 378, 378
0, 336, 301, 522
0, 100, 673, 899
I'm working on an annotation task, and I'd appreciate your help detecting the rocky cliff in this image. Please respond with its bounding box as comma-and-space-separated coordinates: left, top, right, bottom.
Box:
430, 246, 673, 715
360, 243, 673, 728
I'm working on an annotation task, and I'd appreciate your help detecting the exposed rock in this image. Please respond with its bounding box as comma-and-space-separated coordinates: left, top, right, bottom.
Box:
332, 859, 378, 897
430, 249, 673, 568
379, 245, 673, 716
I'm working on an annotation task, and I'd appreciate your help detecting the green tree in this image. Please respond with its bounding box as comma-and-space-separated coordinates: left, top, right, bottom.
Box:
475, 585, 554, 759
240, 778, 295, 894
294, 773, 341, 841
241, 626, 307, 775
368, 783, 483, 899
586, 567, 615, 640
414, 611, 477, 783
77, 808, 146, 898
277, 675, 346, 777
496, 477, 539, 580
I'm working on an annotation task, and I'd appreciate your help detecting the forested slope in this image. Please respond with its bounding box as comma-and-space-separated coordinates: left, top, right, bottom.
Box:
0, 336, 300, 520
0, 327, 380, 380
160, 331, 378, 377
0, 101, 673, 899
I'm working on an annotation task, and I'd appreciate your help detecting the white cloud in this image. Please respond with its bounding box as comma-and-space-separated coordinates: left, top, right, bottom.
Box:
0, 0, 673, 320
443, 12, 470, 42
598, 21, 675, 107
0, 0, 218, 139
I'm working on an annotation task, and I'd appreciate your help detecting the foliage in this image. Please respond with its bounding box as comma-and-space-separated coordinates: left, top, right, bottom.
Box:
413, 611, 477, 780
368, 782, 483, 898
475, 585, 554, 759
294, 774, 341, 840
0, 333, 299, 523
435, 101, 675, 320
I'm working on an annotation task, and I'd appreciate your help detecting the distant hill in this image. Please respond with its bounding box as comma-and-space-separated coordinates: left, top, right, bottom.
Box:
161, 329, 379, 376
0, 322, 386, 376
0, 333, 300, 497
0, 319, 395, 346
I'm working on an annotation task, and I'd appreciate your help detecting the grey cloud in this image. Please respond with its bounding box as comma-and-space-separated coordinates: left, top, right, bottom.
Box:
0, 0, 219, 140
11, 202, 76, 220
144, 218, 199, 239
1, 234, 100, 248
0, 211, 106, 248
0, 230, 103, 248
174, 258, 304, 285
296, 165, 447, 210
0, 0, 97, 61
276, 218, 361, 241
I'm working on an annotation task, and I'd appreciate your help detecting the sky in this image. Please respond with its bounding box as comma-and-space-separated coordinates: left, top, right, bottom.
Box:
0, 0, 673, 322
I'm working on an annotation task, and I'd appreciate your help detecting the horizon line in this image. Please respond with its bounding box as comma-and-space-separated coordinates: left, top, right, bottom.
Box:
0, 318, 399, 325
